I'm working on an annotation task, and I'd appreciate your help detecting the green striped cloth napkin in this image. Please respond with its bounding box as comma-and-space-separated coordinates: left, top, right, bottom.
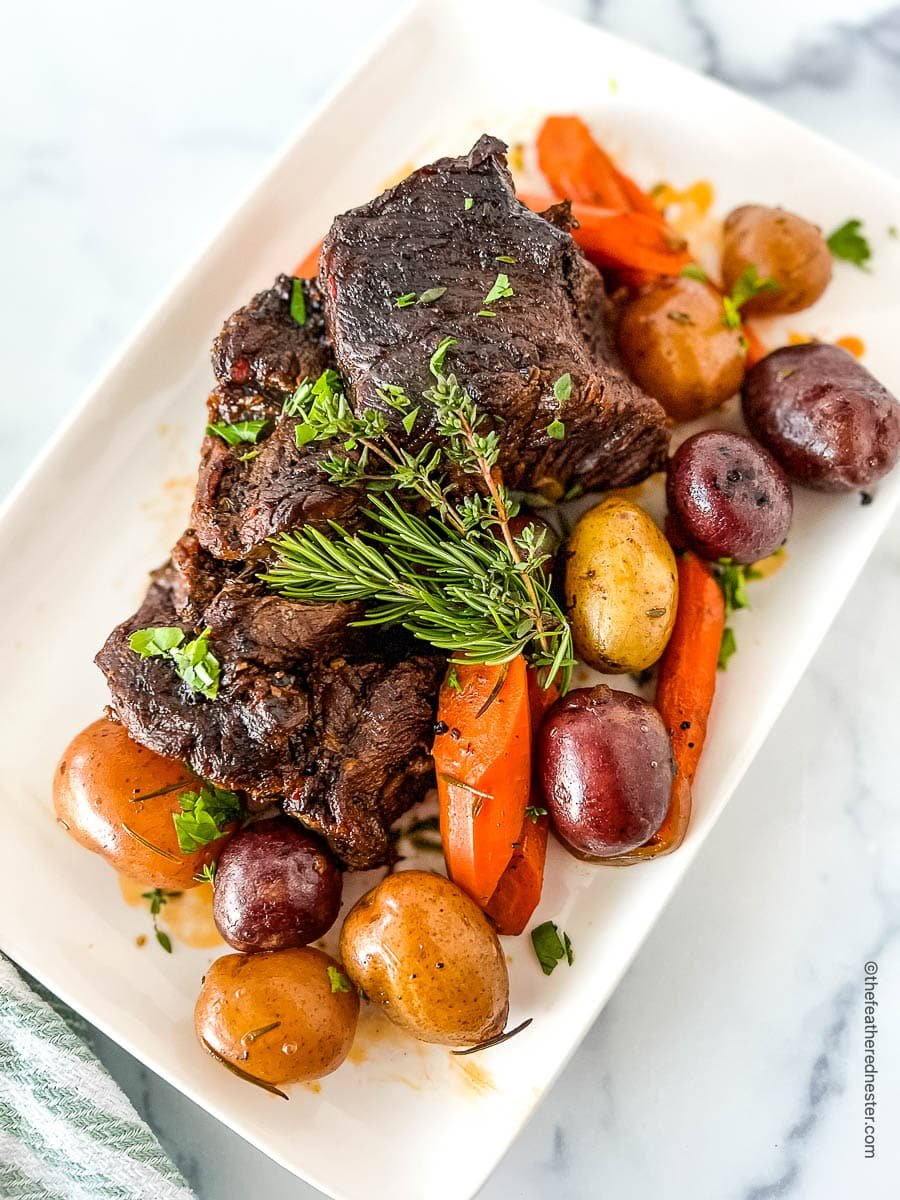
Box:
0, 955, 195, 1200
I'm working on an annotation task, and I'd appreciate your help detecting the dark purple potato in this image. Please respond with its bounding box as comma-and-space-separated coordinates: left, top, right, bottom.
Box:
213, 818, 342, 953
666, 430, 793, 564
742, 342, 900, 491
538, 686, 673, 859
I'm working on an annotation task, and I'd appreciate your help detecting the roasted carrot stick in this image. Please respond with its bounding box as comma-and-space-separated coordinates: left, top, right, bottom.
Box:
433, 656, 531, 908
294, 240, 322, 279
655, 551, 725, 785
609, 551, 723, 864
537, 115, 632, 211
517, 192, 689, 276
569, 205, 690, 275
483, 673, 559, 934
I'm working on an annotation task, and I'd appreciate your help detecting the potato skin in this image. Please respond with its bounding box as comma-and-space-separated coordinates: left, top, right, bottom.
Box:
539, 686, 673, 858
742, 343, 900, 491
617, 277, 745, 421
666, 430, 793, 563
564, 498, 678, 673
53, 718, 225, 888
722, 205, 831, 315
340, 871, 509, 1048
195, 947, 358, 1085
213, 818, 342, 953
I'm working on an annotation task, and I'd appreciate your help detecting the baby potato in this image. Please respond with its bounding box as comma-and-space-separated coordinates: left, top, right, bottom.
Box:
340, 871, 509, 1048
722, 205, 832, 315
564, 498, 678, 674
53, 718, 226, 889
617, 277, 746, 421
195, 947, 359, 1087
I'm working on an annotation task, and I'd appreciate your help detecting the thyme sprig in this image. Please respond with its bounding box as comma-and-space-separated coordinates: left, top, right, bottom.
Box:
262, 346, 573, 688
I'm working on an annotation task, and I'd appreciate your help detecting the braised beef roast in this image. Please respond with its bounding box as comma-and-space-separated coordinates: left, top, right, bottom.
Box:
97, 136, 671, 870
97, 533, 442, 869
193, 275, 354, 561
320, 134, 669, 495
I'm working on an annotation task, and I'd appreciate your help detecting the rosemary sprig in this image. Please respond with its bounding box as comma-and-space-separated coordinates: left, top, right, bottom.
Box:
264, 348, 574, 688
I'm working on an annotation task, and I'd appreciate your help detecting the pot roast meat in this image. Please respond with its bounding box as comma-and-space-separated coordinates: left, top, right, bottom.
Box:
194, 275, 357, 560
320, 135, 669, 495
96, 532, 443, 869
208, 274, 333, 426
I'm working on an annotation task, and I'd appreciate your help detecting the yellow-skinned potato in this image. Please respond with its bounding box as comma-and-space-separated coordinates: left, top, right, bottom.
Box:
195, 947, 359, 1087
340, 871, 509, 1047
564, 498, 677, 673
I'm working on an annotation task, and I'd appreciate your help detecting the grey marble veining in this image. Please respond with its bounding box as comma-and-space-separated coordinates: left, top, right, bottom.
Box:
3, 1, 900, 1197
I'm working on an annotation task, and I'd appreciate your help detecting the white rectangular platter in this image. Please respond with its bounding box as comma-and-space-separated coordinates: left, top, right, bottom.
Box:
2, 1, 900, 1197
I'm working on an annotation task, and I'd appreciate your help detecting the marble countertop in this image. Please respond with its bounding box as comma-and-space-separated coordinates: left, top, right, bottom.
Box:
4, 1, 900, 1196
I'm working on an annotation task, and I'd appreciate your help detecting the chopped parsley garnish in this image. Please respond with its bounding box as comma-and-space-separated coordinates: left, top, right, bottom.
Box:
712, 557, 767, 670
417, 287, 447, 305
546, 418, 566, 440
142, 888, 181, 953
206, 420, 267, 447
525, 806, 548, 823
681, 263, 708, 282
128, 626, 220, 700
173, 782, 242, 853
717, 626, 738, 670
290, 278, 307, 326
495, 255, 516, 264
464, 196, 474, 211
445, 665, 462, 693
128, 627, 184, 657
482, 272, 514, 308
722, 266, 780, 329
395, 292, 417, 308
327, 966, 352, 993
531, 920, 574, 976
553, 373, 572, 403
826, 219, 871, 269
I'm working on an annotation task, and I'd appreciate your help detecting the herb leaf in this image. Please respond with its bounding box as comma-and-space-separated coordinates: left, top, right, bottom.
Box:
546, 419, 566, 440
206, 420, 267, 447
327, 966, 351, 993
128, 625, 220, 700
290, 278, 307, 326
525, 806, 548, 823
173, 783, 242, 853
531, 921, 573, 976
718, 626, 737, 670
395, 293, 417, 308
129, 627, 185, 658
483, 273, 514, 308
553, 373, 572, 403
681, 263, 708, 282
464, 196, 474, 211
418, 287, 447, 305
169, 628, 220, 700
826, 219, 871, 269
722, 266, 780, 329
141, 888, 180, 952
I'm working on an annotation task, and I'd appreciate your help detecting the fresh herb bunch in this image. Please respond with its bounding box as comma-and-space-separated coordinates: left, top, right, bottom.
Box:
262, 341, 574, 689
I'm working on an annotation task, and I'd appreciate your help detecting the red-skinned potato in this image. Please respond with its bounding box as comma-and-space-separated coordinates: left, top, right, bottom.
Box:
539, 686, 674, 859
742, 342, 900, 491
53, 718, 229, 888
213, 818, 343, 952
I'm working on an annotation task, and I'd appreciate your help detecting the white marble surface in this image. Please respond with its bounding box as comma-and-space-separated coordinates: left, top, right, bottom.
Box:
4, 1, 900, 1197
